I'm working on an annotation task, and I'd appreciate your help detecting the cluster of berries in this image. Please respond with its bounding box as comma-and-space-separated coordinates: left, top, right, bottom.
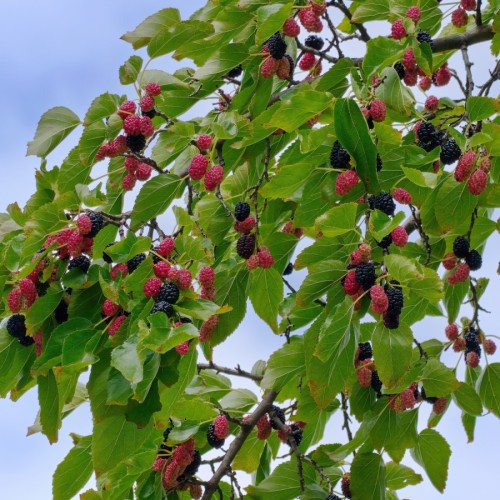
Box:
267, 405, 305, 447
122, 157, 152, 191
361, 99, 387, 128
415, 385, 448, 415
448, 323, 496, 367
330, 141, 360, 196
454, 149, 491, 195
393, 52, 451, 90
389, 383, 419, 413
206, 415, 230, 448
442, 236, 482, 286
101, 298, 127, 337
152, 437, 202, 498
451, 0, 476, 27
6, 314, 37, 349
261, 33, 294, 80
415, 121, 462, 166
390, 6, 424, 40
188, 135, 224, 191
355, 342, 384, 398
298, 1, 326, 33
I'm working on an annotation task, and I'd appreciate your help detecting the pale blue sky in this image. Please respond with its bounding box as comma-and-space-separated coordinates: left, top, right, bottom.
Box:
0, 1, 498, 499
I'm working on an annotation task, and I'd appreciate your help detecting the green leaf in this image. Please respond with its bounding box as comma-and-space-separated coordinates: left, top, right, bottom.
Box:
130, 174, 182, 231
296, 260, 344, 307
363, 36, 403, 77
141, 316, 199, 353
246, 459, 316, 499
313, 58, 353, 95
92, 415, 155, 475
255, 3, 292, 44
233, 431, 266, 473
375, 67, 415, 118
27, 106, 80, 158
352, 0, 389, 22
435, 176, 477, 232
334, 98, 379, 193
194, 43, 249, 81
83, 93, 120, 125
119, 55, 143, 85
249, 268, 283, 333
411, 429, 451, 493
368, 209, 405, 240
111, 335, 143, 386
53, 435, 93, 500
38, 370, 61, 443
385, 462, 423, 490
477, 362, 500, 417
421, 358, 460, 398
261, 337, 304, 391
466, 96, 500, 121
453, 382, 482, 416
25, 285, 63, 335
350, 452, 386, 500
121, 8, 181, 49
372, 323, 413, 389
147, 21, 214, 59
315, 203, 358, 238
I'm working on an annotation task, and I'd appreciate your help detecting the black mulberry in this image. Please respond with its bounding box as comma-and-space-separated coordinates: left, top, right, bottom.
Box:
236, 234, 255, 259
151, 300, 175, 317
127, 253, 146, 273
126, 134, 146, 153
358, 342, 373, 361
207, 424, 225, 448
269, 405, 286, 429
157, 282, 180, 304
440, 139, 461, 165
368, 192, 396, 216
465, 250, 482, 271
234, 202, 250, 222
453, 236, 470, 258
305, 35, 324, 50
6, 314, 26, 339
355, 263, 377, 290
330, 141, 351, 169
68, 255, 91, 273
88, 212, 105, 238
417, 30, 434, 49
267, 34, 287, 59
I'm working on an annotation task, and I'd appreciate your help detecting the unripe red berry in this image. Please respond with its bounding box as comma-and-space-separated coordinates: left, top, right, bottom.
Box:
199, 315, 219, 342
276, 57, 292, 80
140, 116, 155, 136
123, 115, 142, 135
391, 226, 408, 247
433, 397, 448, 415
136, 163, 152, 181
454, 150, 477, 181
433, 65, 451, 86
468, 168, 488, 195
188, 154, 209, 180
167, 267, 180, 282
298, 8, 322, 32
453, 337, 466, 352
157, 237, 175, 257
391, 19, 407, 40
400, 388, 416, 409
452, 8, 468, 27
299, 52, 316, 71
175, 341, 190, 356
461, 0, 476, 10
154, 261, 171, 279
357, 366, 373, 387
122, 173, 137, 191
108, 315, 127, 336
144, 82, 161, 96
369, 100, 386, 122
103, 298, 120, 317
7, 287, 22, 313
140, 95, 155, 112
199, 266, 215, 289
370, 285, 389, 314
425, 96, 439, 112
144, 277, 162, 298
442, 252, 458, 270
246, 254, 260, 271
447, 263, 470, 285
256, 414, 272, 440
404, 68, 418, 86
350, 249, 363, 266
124, 156, 139, 174
261, 57, 279, 78
283, 17, 300, 37
393, 188, 412, 204
77, 214, 92, 235
19, 278, 37, 307
178, 269, 192, 290
309, 0, 326, 15
201, 286, 215, 301
406, 6, 421, 23
418, 76, 432, 91
214, 415, 230, 439
234, 216, 256, 234
343, 270, 361, 296
204, 164, 224, 191
118, 100, 136, 119
466, 351, 480, 368
257, 246, 275, 269
335, 170, 359, 196
196, 134, 212, 152
402, 49, 417, 70
483, 339, 497, 355
110, 263, 128, 280
445, 323, 459, 341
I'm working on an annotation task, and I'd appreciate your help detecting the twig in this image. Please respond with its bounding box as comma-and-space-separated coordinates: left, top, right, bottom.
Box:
409, 205, 431, 265
302, 455, 334, 494
282, 277, 326, 307
461, 47, 475, 97
478, 60, 500, 96
341, 393, 354, 444
329, 0, 371, 42
215, 140, 225, 166
466, 208, 478, 241
227, 467, 243, 500
323, 10, 344, 58
475, 0, 482, 26
295, 39, 337, 63
432, 24, 493, 52
413, 338, 429, 360
201, 390, 278, 499
125, 152, 163, 174
215, 186, 235, 219
197, 361, 263, 382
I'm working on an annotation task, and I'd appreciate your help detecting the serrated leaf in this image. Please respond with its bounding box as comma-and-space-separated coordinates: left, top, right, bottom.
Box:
453, 382, 482, 416
477, 362, 500, 417
411, 429, 451, 493
385, 461, 423, 490
194, 43, 249, 81
27, 107, 80, 157
255, 3, 292, 44
350, 452, 386, 500
466, 96, 500, 121
130, 174, 182, 231
421, 358, 460, 397
296, 260, 344, 306
83, 93, 120, 125
38, 370, 61, 443
249, 268, 283, 333
315, 203, 358, 238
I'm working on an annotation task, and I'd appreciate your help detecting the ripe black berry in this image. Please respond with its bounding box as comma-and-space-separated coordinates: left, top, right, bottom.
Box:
127, 253, 146, 273
355, 263, 377, 290
157, 282, 180, 304
330, 141, 351, 169
267, 33, 287, 59
35, 281, 50, 297
234, 202, 250, 222
368, 192, 396, 216
383, 310, 400, 330
358, 342, 372, 361
19, 335, 35, 346
207, 424, 225, 448
151, 300, 175, 317
236, 234, 255, 259
227, 65, 243, 78
7, 314, 26, 339
181, 450, 201, 478
269, 405, 286, 429
371, 370, 383, 397
287, 423, 303, 447
417, 121, 435, 142
465, 250, 482, 271
68, 255, 91, 273
377, 234, 392, 249
376, 153, 383, 172
283, 262, 293, 275
464, 328, 480, 351
417, 30, 434, 49
440, 139, 461, 165
453, 236, 470, 258
126, 134, 146, 152
55, 300, 69, 324
385, 285, 404, 315
305, 35, 324, 50
87, 212, 105, 238
142, 109, 157, 119
393, 61, 405, 79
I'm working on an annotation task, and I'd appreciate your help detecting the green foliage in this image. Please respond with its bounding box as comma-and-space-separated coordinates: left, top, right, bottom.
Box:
1, 1, 499, 498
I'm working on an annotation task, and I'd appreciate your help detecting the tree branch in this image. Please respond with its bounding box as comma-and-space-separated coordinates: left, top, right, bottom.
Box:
201, 390, 278, 500
197, 361, 263, 382
432, 24, 493, 52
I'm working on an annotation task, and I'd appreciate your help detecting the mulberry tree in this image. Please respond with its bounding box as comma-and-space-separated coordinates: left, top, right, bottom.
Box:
1, 1, 499, 499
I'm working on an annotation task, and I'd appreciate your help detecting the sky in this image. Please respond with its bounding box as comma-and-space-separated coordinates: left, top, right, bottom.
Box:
0, 1, 498, 499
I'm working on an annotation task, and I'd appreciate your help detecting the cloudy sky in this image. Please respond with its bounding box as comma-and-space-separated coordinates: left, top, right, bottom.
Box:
0, 1, 498, 499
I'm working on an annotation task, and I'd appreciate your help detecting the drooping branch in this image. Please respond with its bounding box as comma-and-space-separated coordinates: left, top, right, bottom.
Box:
201, 390, 278, 500
328, 0, 371, 42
